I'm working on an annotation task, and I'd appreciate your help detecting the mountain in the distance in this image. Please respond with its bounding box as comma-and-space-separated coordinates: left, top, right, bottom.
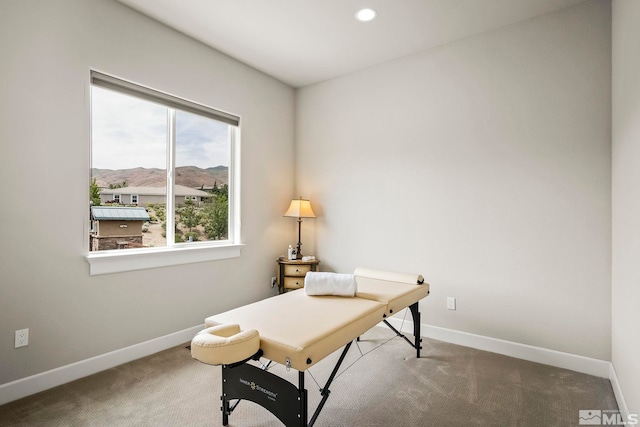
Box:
175, 166, 229, 189
91, 166, 228, 189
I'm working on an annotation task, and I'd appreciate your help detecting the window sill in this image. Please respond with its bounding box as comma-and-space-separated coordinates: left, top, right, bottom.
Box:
86, 243, 244, 275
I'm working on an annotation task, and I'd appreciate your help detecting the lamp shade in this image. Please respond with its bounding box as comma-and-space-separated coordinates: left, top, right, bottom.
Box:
284, 198, 316, 218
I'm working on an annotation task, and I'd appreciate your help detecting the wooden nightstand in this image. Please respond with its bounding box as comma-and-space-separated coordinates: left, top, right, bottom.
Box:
276, 259, 321, 293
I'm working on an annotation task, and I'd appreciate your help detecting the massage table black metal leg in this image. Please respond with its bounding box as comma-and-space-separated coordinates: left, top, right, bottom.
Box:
308, 341, 353, 426
299, 372, 308, 427
409, 302, 423, 358
222, 396, 230, 426
382, 302, 423, 358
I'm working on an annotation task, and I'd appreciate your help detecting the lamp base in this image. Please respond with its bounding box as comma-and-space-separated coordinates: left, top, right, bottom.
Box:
295, 218, 303, 259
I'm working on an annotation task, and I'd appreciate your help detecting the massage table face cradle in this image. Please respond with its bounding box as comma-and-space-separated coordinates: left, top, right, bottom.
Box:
194, 269, 429, 427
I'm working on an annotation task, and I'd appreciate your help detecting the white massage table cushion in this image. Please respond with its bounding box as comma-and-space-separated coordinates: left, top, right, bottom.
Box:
191, 324, 260, 366
354, 267, 430, 315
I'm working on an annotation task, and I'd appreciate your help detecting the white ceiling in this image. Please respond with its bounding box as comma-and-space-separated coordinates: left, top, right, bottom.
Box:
117, 0, 587, 88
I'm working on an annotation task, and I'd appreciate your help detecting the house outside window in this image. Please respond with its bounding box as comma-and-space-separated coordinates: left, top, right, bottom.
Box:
87, 71, 242, 274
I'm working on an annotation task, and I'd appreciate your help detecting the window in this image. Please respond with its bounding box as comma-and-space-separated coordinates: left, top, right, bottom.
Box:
87, 71, 242, 274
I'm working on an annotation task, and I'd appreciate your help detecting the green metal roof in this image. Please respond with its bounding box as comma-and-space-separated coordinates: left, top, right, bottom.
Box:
91, 206, 150, 221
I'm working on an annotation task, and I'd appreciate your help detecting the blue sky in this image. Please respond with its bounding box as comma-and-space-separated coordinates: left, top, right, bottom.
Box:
91, 86, 229, 170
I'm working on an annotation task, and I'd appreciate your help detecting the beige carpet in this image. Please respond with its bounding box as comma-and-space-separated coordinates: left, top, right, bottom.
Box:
0, 327, 617, 426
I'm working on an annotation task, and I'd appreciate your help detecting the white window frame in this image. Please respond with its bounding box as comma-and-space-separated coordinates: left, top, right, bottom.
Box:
131, 194, 138, 204
86, 71, 243, 275
113, 194, 121, 203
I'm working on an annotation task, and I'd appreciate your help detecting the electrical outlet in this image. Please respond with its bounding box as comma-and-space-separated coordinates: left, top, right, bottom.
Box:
271, 277, 277, 288
15, 329, 29, 348
447, 297, 456, 311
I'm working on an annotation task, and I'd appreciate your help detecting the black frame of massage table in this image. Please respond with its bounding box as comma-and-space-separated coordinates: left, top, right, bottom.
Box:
382, 301, 423, 358
218, 301, 422, 427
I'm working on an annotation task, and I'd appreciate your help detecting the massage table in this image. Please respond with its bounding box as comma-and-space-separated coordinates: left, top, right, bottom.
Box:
191, 268, 429, 426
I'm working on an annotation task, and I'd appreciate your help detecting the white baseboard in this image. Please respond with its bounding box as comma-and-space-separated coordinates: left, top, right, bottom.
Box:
609, 364, 629, 414
386, 316, 626, 409
0, 324, 203, 406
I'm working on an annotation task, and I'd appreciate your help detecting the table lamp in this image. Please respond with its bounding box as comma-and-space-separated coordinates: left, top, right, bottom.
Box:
284, 197, 316, 259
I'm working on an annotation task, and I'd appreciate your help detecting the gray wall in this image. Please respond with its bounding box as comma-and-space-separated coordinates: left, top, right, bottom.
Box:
612, 0, 640, 413
296, 0, 612, 360
0, 0, 294, 384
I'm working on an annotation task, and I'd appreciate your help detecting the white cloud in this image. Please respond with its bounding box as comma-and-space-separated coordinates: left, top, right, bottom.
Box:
176, 110, 229, 168
91, 86, 229, 170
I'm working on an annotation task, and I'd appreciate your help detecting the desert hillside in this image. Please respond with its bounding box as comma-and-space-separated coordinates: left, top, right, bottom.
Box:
92, 166, 228, 189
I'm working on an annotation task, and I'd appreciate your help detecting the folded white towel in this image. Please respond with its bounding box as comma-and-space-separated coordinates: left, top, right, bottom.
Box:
304, 272, 357, 297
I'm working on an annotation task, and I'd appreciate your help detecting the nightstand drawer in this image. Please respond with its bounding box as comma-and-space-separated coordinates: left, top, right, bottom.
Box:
284, 264, 311, 277
276, 258, 320, 294
283, 276, 305, 290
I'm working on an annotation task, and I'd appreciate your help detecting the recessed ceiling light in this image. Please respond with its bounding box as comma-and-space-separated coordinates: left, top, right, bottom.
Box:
355, 8, 377, 22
